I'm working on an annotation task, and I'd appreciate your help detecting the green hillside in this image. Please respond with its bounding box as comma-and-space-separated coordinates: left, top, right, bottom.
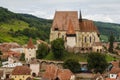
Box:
0, 7, 120, 44
94, 22, 120, 42
0, 7, 51, 44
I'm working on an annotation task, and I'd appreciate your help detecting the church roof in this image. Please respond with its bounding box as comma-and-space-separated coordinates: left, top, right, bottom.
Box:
79, 19, 99, 34
26, 38, 35, 49
52, 11, 99, 34
52, 11, 80, 31
66, 19, 76, 35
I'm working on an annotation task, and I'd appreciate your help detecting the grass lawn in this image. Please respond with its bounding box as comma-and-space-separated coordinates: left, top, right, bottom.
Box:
44, 52, 116, 62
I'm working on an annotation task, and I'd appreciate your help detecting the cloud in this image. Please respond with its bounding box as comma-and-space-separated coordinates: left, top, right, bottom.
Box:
0, 0, 120, 23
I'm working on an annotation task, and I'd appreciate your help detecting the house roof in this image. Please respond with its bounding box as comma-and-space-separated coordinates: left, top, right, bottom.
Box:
43, 64, 73, 80
43, 64, 58, 80
12, 66, 31, 75
66, 19, 76, 35
105, 78, 116, 80
26, 38, 35, 49
111, 61, 120, 68
58, 69, 73, 80
110, 67, 120, 74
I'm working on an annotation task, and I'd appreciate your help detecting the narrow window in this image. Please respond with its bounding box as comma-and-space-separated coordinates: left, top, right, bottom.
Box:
85, 37, 87, 43
90, 36, 92, 43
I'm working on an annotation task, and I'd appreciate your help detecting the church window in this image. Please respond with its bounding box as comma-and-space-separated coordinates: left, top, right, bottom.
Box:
90, 36, 92, 43
85, 37, 87, 43
62, 35, 64, 39
54, 28, 58, 31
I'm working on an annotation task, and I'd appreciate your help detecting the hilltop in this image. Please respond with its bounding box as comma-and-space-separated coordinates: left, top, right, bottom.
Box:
0, 7, 120, 44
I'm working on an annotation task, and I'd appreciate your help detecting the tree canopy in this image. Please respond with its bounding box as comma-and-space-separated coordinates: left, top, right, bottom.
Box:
51, 38, 65, 59
36, 43, 49, 59
87, 53, 108, 73
63, 59, 80, 73
108, 33, 115, 53
20, 53, 25, 61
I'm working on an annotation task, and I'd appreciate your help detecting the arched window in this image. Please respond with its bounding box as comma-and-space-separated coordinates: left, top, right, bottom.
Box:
85, 37, 87, 43
90, 36, 92, 43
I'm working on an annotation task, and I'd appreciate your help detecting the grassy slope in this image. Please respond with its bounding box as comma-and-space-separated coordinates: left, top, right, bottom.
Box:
44, 52, 115, 62
0, 19, 29, 44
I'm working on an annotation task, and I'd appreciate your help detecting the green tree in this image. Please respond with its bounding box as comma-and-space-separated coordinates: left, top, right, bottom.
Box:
63, 59, 80, 73
20, 53, 25, 61
36, 43, 49, 59
51, 38, 65, 59
87, 53, 108, 73
108, 33, 114, 53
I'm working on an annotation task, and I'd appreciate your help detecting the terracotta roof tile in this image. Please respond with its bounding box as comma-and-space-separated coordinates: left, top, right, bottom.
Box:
80, 20, 99, 34
58, 69, 73, 80
12, 66, 31, 75
26, 38, 35, 49
52, 11, 99, 35
66, 19, 76, 35
52, 11, 80, 31
111, 61, 120, 68
105, 78, 116, 80
43, 64, 73, 80
110, 67, 120, 74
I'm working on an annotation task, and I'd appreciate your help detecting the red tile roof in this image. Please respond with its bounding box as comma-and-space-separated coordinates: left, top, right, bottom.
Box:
79, 19, 99, 34
0, 43, 20, 52
105, 78, 116, 80
26, 38, 35, 49
52, 11, 80, 31
43, 64, 58, 80
66, 19, 76, 35
58, 69, 73, 80
12, 66, 31, 75
52, 11, 99, 34
110, 67, 120, 74
43, 64, 73, 80
111, 61, 120, 68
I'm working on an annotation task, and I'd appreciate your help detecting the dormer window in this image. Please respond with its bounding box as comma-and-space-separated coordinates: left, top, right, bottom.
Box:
54, 28, 58, 31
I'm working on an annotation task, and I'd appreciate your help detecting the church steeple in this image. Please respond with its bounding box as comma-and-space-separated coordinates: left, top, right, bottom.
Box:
26, 38, 35, 49
79, 10, 82, 22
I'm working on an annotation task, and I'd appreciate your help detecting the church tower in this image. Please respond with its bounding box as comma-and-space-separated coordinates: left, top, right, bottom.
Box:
24, 38, 36, 62
66, 19, 76, 48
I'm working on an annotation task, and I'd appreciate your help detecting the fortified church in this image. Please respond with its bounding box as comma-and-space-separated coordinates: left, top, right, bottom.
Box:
50, 11, 102, 53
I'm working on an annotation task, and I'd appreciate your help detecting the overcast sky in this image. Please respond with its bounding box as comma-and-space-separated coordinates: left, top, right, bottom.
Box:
0, 0, 120, 23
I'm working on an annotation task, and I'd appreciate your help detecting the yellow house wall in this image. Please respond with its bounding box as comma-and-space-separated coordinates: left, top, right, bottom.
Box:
11, 75, 31, 80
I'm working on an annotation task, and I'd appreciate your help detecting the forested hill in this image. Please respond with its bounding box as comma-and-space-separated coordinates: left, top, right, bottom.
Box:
0, 7, 52, 44
94, 21, 120, 42
0, 7, 120, 44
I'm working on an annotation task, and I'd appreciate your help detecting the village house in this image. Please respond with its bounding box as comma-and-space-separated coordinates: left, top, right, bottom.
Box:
105, 61, 120, 80
50, 11, 102, 53
11, 66, 32, 80
28, 59, 40, 77
42, 64, 75, 80
24, 38, 37, 62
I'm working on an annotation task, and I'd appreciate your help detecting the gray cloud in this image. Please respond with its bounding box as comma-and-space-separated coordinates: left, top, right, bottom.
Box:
0, 0, 120, 23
